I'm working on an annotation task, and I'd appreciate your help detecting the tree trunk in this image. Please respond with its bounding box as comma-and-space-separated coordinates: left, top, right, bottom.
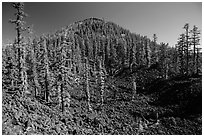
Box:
85, 58, 92, 111
21, 44, 28, 95
60, 82, 64, 112
132, 77, 136, 100
43, 39, 50, 102
99, 58, 105, 106
31, 44, 40, 98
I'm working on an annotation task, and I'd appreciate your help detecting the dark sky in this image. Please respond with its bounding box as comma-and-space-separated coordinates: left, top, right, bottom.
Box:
2, 2, 202, 46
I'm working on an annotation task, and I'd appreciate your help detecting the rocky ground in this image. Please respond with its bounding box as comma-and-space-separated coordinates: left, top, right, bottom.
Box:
2, 73, 202, 135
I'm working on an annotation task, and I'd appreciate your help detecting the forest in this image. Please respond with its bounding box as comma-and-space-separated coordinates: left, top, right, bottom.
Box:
2, 3, 202, 135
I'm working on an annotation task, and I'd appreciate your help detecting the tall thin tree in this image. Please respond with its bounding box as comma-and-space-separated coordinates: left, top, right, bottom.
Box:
153, 34, 159, 63
85, 57, 92, 111
190, 25, 201, 74
31, 39, 41, 98
144, 37, 151, 68
9, 2, 28, 94
43, 37, 50, 102
183, 23, 190, 75
177, 33, 185, 75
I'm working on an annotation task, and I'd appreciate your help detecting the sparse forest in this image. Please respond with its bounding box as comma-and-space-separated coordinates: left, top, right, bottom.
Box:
2, 3, 202, 135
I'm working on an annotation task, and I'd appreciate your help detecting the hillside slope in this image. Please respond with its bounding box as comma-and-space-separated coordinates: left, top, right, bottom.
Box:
2, 17, 202, 135
2, 73, 202, 135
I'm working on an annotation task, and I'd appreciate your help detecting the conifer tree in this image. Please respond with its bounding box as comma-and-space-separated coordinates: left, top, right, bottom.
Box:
128, 37, 134, 68
75, 36, 83, 74
92, 36, 98, 73
132, 41, 137, 67
57, 38, 71, 113
137, 36, 145, 66
130, 62, 137, 100
31, 39, 41, 97
2, 44, 18, 91
43, 38, 50, 102
144, 37, 151, 68
9, 2, 28, 94
109, 38, 117, 75
159, 42, 168, 78
98, 56, 106, 107
153, 34, 159, 63
196, 47, 201, 74
57, 68, 64, 112
21, 40, 29, 94
85, 57, 92, 111
177, 34, 185, 75
131, 75, 137, 100
104, 38, 110, 72
190, 25, 201, 74
183, 23, 190, 75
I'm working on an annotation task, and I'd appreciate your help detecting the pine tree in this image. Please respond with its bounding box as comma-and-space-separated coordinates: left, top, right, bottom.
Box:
116, 38, 126, 68
57, 38, 72, 113
9, 2, 28, 94
104, 38, 110, 72
57, 68, 64, 112
130, 60, 137, 100
190, 25, 201, 74
109, 38, 117, 75
31, 39, 41, 98
177, 33, 185, 75
71, 36, 76, 73
183, 23, 190, 75
159, 42, 168, 78
153, 34, 159, 63
2, 44, 18, 91
132, 40, 137, 67
92, 35, 98, 73
43, 37, 50, 102
98, 56, 106, 107
21, 40, 29, 95
144, 37, 151, 68
84, 57, 92, 111
137, 36, 145, 66
132, 77, 137, 100
75, 36, 83, 74
100, 36, 106, 68
129, 36, 134, 68
196, 47, 201, 74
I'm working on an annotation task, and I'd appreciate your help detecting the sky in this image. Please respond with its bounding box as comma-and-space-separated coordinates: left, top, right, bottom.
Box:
2, 2, 202, 47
